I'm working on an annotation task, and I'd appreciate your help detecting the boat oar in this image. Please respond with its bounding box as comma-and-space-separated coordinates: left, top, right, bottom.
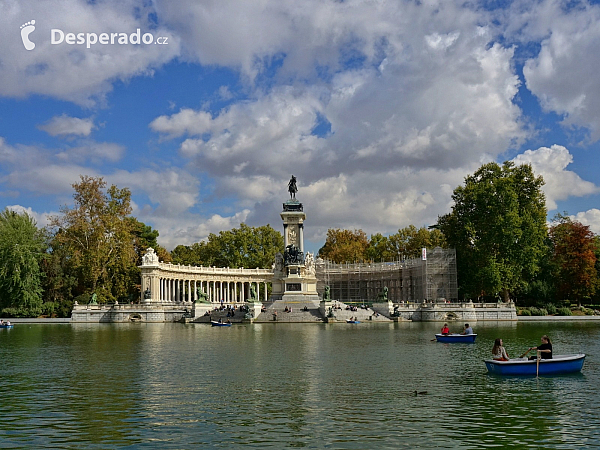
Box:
536, 351, 541, 377
519, 348, 533, 358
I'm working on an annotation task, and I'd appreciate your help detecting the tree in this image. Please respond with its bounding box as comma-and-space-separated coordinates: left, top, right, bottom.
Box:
0, 209, 46, 316
549, 215, 597, 307
388, 225, 446, 260
128, 217, 171, 264
172, 224, 284, 269
365, 233, 393, 261
318, 229, 370, 263
437, 162, 547, 302
49, 176, 138, 303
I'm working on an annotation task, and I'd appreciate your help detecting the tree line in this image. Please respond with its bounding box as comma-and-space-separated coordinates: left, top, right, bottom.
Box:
1, 162, 599, 317
0, 176, 285, 318
318, 162, 599, 307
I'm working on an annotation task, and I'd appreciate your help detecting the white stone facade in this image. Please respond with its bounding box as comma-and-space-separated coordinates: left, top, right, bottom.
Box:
140, 248, 273, 305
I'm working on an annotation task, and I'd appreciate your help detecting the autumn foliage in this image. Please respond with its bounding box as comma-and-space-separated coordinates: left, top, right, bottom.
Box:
549, 216, 597, 306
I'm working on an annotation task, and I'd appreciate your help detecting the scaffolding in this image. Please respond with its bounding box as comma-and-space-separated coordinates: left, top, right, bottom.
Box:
315, 247, 458, 303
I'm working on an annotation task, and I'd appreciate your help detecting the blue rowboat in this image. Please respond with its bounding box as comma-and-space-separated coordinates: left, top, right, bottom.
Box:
0, 324, 13, 329
211, 321, 232, 327
485, 354, 585, 376
346, 320, 361, 324
435, 333, 476, 343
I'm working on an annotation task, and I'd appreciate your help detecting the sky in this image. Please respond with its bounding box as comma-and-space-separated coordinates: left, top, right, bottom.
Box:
2, 0, 600, 255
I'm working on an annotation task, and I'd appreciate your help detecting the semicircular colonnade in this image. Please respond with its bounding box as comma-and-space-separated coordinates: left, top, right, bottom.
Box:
140, 249, 273, 305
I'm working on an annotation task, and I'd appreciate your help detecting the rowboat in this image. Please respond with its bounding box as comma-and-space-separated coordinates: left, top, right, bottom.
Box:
0, 324, 14, 329
346, 320, 361, 324
211, 321, 232, 327
435, 333, 476, 343
485, 354, 585, 376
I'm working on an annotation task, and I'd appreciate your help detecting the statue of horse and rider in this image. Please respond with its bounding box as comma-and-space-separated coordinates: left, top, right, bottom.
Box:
288, 175, 298, 200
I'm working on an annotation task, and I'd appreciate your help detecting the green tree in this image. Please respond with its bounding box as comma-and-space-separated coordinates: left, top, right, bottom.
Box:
318, 229, 370, 263
437, 162, 547, 302
128, 217, 171, 264
171, 242, 207, 266
49, 176, 138, 303
388, 225, 446, 259
172, 224, 284, 269
549, 215, 597, 307
365, 233, 393, 261
0, 209, 46, 316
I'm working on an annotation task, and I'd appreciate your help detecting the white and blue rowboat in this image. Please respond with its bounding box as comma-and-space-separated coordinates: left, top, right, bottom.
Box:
0, 324, 14, 329
211, 321, 232, 327
435, 333, 477, 343
485, 354, 585, 376
346, 320, 361, 324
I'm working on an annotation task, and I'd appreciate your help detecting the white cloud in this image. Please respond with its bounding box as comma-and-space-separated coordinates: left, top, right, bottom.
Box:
0, 0, 180, 105
519, 1, 600, 139
38, 114, 95, 137
56, 141, 125, 163
512, 145, 599, 210
5, 204, 54, 227
571, 209, 600, 235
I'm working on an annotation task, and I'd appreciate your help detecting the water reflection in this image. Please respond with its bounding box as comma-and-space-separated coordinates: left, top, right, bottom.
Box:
1, 322, 599, 448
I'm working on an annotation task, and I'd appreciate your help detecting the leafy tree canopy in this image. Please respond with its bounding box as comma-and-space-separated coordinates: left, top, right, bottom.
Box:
549, 214, 597, 306
0, 209, 46, 316
437, 161, 547, 301
318, 228, 370, 263
172, 223, 284, 269
49, 176, 138, 303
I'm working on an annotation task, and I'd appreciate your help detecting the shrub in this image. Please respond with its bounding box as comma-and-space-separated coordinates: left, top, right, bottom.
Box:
545, 304, 557, 315
529, 307, 547, 316
584, 308, 594, 316
557, 307, 572, 316
519, 308, 532, 316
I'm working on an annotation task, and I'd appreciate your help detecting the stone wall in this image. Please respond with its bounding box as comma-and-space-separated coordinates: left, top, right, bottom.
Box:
391, 302, 517, 321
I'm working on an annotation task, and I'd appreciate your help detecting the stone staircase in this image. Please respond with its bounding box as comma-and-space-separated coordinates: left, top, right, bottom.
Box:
327, 303, 392, 322
253, 300, 392, 323
254, 300, 324, 323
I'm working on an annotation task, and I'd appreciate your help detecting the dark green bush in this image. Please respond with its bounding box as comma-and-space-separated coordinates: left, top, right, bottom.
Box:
519, 308, 532, 316
545, 304, 557, 315
529, 307, 547, 316
557, 307, 572, 316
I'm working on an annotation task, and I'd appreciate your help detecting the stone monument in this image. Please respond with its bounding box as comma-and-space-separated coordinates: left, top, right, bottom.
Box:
271, 176, 320, 306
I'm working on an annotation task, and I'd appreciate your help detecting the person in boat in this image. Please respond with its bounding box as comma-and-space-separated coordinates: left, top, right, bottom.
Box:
441, 323, 450, 335
460, 323, 473, 335
528, 335, 553, 360
492, 338, 510, 361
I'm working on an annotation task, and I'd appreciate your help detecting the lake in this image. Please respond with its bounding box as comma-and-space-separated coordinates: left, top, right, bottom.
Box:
1, 321, 599, 449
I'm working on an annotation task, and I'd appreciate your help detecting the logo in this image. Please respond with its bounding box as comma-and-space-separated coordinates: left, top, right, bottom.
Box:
20, 20, 36, 50
19, 20, 169, 51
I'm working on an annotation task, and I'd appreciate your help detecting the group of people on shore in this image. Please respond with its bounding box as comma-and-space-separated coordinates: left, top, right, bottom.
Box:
492, 335, 553, 361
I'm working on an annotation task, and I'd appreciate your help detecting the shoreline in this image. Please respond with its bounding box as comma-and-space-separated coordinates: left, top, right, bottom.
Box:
3, 316, 600, 324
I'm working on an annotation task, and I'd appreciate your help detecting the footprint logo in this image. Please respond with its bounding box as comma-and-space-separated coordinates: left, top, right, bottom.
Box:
20, 20, 36, 51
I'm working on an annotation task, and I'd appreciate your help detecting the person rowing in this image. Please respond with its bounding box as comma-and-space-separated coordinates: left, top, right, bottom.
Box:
526, 335, 553, 360
440, 323, 450, 335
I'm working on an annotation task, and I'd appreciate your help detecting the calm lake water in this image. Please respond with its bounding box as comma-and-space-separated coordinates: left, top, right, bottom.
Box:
1, 321, 599, 449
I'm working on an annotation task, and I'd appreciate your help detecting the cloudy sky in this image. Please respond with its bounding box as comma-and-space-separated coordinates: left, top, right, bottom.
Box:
2, 0, 600, 253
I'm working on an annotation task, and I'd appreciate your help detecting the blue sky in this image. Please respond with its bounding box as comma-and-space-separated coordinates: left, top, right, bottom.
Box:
2, 0, 600, 255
